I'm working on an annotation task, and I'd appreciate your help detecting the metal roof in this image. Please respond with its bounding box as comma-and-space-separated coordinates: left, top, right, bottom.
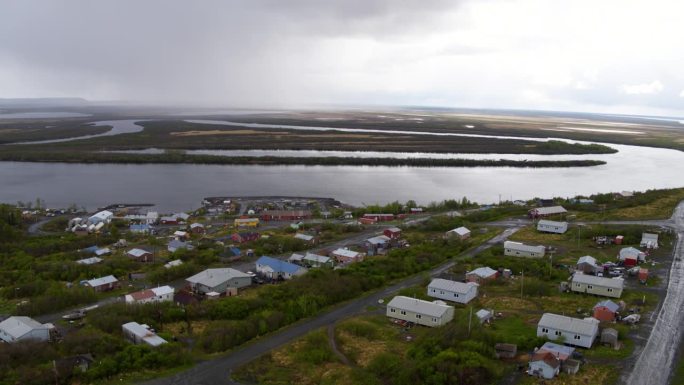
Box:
367, 235, 391, 245
539, 342, 575, 357
87, 275, 118, 287
294, 233, 314, 241
304, 253, 330, 264
0, 316, 47, 340
122, 322, 167, 347
532, 206, 567, 215
76, 257, 103, 265
186, 268, 251, 287
332, 248, 360, 258
448, 226, 471, 236
537, 219, 567, 227
619, 247, 644, 259
127, 248, 150, 258
256, 256, 304, 274
577, 255, 598, 266
538, 313, 599, 336
428, 278, 477, 294
572, 273, 624, 289
387, 296, 453, 318
467, 267, 498, 278
594, 300, 620, 312
504, 241, 545, 254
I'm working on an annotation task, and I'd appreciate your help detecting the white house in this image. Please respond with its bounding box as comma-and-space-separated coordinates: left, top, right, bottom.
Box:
619, 247, 646, 263
125, 285, 175, 304
528, 352, 560, 379
640, 233, 659, 249
0, 316, 53, 343
331, 248, 363, 264
446, 226, 471, 240
164, 259, 183, 269
571, 273, 624, 298
122, 322, 167, 347
386, 296, 455, 327
76, 257, 103, 265
87, 210, 114, 225
537, 220, 568, 234
504, 241, 545, 258
427, 278, 478, 304
536, 313, 599, 348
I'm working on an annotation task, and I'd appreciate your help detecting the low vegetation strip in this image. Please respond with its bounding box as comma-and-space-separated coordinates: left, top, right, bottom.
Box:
0, 151, 607, 168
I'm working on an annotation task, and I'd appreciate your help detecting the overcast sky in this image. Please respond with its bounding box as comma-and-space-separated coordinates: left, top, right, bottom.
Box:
1, 0, 683, 115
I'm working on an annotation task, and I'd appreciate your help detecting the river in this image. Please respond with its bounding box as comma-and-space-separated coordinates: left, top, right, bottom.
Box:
2, 119, 684, 212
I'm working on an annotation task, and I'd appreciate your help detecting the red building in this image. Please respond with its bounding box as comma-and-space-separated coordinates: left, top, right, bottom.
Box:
359, 217, 377, 225
593, 300, 620, 322
260, 210, 312, 221
362, 213, 395, 222
383, 227, 402, 239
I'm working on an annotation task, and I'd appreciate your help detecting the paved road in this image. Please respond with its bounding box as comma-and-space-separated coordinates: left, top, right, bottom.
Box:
141, 227, 521, 385
624, 202, 684, 385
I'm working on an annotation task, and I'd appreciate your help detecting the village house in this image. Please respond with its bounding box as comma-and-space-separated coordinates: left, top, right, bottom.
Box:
189, 223, 205, 234
234, 217, 260, 228
125, 285, 175, 305
528, 206, 567, 219
427, 278, 478, 304
537, 220, 568, 234
386, 296, 455, 327
446, 226, 471, 240
76, 256, 103, 265
640, 233, 659, 249
87, 210, 114, 225
504, 241, 546, 258
366, 235, 391, 256
576, 255, 601, 274
593, 299, 621, 321
160, 216, 179, 225
571, 273, 624, 298
186, 268, 252, 295
362, 213, 395, 222
256, 256, 308, 280
383, 227, 402, 239
129, 224, 152, 234
331, 248, 363, 264
260, 210, 312, 221
85, 275, 119, 292
528, 352, 561, 379
174, 212, 190, 222
173, 230, 189, 240
231, 232, 260, 244
302, 252, 333, 268
294, 233, 316, 244
538, 342, 576, 362
476, 309, 494, 324
619, 247, 646, 266
167, 239, 194, 253
122, 322, 167, 347
0, 316, 53, 343
466, 267, 498, 284
537, 313, 599, 348
127, 248, 153, 262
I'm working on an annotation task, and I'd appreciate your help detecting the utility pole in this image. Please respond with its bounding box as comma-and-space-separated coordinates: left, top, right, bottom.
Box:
520, 270, 524, 300
468, 306, 473, 336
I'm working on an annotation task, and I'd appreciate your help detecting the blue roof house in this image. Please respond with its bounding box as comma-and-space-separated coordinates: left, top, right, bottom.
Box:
255, 256, 307, 280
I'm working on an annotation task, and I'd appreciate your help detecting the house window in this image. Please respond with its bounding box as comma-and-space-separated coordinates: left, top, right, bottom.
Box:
542, 328, 549, 333
432, 318, 437, 322
400, 310, 406, 315
575, 283, 581, 287
440, 291, 444, 295
455, 294, 459, 298
574, 335, 581, 340
416, 314, 422, 319
432, 289, 436, 292
607, 288, 613, 292
555, 331, 561, 336
390, 308, 395, 313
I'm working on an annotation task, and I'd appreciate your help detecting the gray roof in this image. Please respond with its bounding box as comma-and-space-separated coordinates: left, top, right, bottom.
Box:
577, 255, 598, 266
387, 296, 453, 318
127, 248, 150, 258
448, 226, 470, 236
594, 300, 620, 312
539, 342, 575, 356
572, 273, 624, 289
304, 252, 330, 264
367, 235, 390, 245
504, 241, 545, 253
532, 206, 567, 215
76, 257, 103, 265
619, 247, 644, 259
122, 322, 167, 347
538, 313, 599, 336
87, 275, 118, 287
186, 268, 251, 287
467, 267, 498, 278
0, 316, 48, 340
428, 278, 477, 295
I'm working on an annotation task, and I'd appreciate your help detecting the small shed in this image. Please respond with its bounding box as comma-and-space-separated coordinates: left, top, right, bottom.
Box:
563, 359, 581, 375
593, 300, 620, 322
638, 268, 649, 283
495, 343, 517, 359
383, 227, 402, 239
601, 328, 619, 348
476, 309, 494, 324
528, 352, 560, 379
